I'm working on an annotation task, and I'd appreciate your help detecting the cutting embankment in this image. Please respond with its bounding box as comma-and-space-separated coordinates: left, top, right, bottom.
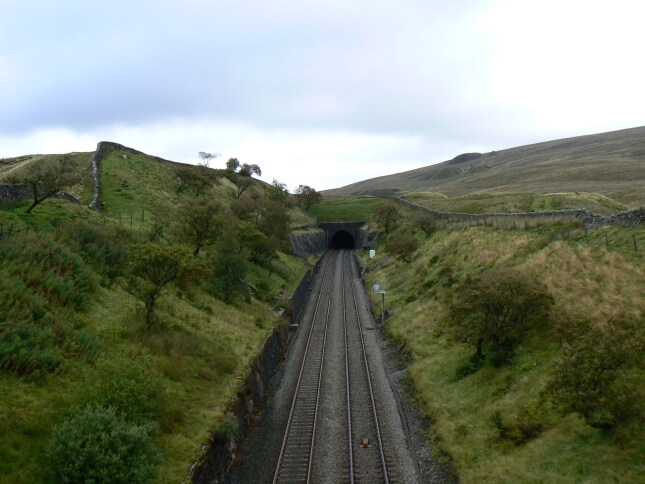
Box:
0, 143, 313, 482
363, 219, 643, 482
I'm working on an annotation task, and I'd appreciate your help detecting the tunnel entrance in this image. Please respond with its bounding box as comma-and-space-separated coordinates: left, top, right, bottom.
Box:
330, 230, 355, 249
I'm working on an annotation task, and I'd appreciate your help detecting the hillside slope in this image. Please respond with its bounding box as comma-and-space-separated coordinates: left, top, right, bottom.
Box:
324, 126, 645, 206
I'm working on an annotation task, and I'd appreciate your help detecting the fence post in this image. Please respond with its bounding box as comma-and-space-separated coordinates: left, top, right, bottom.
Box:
585, 228, 589, 245
633, 234, 638, 252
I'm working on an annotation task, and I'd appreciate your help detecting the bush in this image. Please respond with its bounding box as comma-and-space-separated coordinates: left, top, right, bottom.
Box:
449, 267, 552, 362
47, 406, 162, 483
62, 222, 128, 279
410, 212, 436, 235
78, 357, 170, 426
386, 233, 420, 262
0, 234, 96, 310
455, 354, 486, 380
548, 315, 644, 427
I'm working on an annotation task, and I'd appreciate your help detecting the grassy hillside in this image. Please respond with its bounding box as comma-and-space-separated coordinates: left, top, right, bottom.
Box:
401, 191, 629, 215
0, 146, 310, 482
325, 126, 645, 207
363, 219, 644, 482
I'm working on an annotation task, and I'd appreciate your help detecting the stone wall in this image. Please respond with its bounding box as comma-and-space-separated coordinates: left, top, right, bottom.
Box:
288, 229, 326, 258
393, 197, 645, 229
0, 184, 80, 205
186, 259, 323, 483
0, 183, 33, 203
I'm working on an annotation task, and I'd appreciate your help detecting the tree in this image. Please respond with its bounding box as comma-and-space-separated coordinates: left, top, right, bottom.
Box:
385, 233, 419, 262
174, 166, 211, 195
127, 244, 188, 325
411, 212, 436, 235
296, 185, 322, 211
226, 158, 240, 172
198, 151, 219, 168
238, 163, 262, 177
373, 204, 400, 234
233, 176, 253, 199
266, 179, 288, 205
212, 230, 248, 304
177, 199, 225, 256
449, 267, 552, 362
238, 222, 277, 270
17, 155, 79, 213
548, 315, 644, 427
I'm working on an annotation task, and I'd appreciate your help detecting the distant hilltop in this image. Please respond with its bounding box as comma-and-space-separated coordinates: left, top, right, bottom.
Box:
323, 126, 645, 207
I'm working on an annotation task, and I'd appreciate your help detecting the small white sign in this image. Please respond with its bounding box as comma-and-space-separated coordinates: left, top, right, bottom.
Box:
369, 249, 375, 258
373, 284, 380, 293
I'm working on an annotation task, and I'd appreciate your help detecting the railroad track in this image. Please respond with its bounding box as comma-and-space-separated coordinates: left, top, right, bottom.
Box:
273, 251, 336, 483
274, 249, 397, 483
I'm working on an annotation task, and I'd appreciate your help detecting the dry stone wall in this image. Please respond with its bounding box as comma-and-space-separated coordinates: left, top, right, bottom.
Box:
393, 197, 644, 229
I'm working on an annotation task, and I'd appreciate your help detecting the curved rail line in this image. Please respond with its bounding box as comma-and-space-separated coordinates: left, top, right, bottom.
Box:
273, 251, 336, 483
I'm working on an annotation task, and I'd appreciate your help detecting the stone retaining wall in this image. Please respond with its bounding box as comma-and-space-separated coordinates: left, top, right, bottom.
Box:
187, 258, 324, 483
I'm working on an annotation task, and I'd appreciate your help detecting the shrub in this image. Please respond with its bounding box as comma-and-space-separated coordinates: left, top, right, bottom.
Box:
386, 233, 420, 262
47, 406, 162, 483
410, 212, 436, 235
455, 354, 486, 380
62, 222, 128, 279
78, 357, 170, 426
449, 267, 552, 363
547, 315, 644, 427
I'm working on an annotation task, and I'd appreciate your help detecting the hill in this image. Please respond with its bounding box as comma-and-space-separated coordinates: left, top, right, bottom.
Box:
323, 126, 645, 206
0, 142, 313, 482
362, 211, 644, 482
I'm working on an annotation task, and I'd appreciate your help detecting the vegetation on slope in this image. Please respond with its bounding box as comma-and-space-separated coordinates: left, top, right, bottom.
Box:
325, 126, 645, 206
402, 191, 629, 215
363, 212, 644, 482
0, 146, 311, 482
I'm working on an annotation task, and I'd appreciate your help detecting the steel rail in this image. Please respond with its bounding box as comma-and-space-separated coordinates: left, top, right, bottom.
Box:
342, 250, 355, 484
347, 250, 389, 483
273, 251, 336, 483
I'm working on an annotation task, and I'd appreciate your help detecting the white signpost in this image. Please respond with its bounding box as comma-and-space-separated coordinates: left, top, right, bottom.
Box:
373, 283, 387, 325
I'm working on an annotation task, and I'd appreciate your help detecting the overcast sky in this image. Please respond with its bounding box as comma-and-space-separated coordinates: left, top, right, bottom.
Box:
1, 1, 644, 190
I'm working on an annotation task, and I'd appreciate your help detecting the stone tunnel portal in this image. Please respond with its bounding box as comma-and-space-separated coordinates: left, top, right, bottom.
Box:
329, 230, 355, 249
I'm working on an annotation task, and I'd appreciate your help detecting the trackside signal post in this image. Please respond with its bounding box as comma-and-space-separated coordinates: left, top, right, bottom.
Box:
373, 283, 387, 325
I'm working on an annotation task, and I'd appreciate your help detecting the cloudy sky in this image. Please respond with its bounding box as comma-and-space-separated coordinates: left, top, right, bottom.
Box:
1, 1, 644, 190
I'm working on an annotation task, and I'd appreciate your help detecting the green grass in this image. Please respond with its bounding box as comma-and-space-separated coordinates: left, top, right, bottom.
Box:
0, 146, 311, 482
402, 190, 630, 215
325, 126, 645, 206
313, 196, 387, 222
363, 225, 644, 482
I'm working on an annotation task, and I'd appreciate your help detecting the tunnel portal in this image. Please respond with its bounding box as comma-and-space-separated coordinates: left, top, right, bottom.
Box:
329, 230, 355, 249
318, 221, 364, 250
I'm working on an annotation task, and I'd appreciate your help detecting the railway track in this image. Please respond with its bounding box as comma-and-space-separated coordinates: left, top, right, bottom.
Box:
274, 249, 396, 483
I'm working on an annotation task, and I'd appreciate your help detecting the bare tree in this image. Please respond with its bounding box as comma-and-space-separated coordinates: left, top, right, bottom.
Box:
17, 155, 79, 213
198, 151, 220, 168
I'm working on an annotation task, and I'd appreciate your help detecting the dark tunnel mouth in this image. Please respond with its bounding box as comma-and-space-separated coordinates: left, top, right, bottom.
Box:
330, 230, 355, 249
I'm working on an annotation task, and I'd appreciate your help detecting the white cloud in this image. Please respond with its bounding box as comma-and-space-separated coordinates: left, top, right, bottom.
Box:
0, 1, 643, 189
